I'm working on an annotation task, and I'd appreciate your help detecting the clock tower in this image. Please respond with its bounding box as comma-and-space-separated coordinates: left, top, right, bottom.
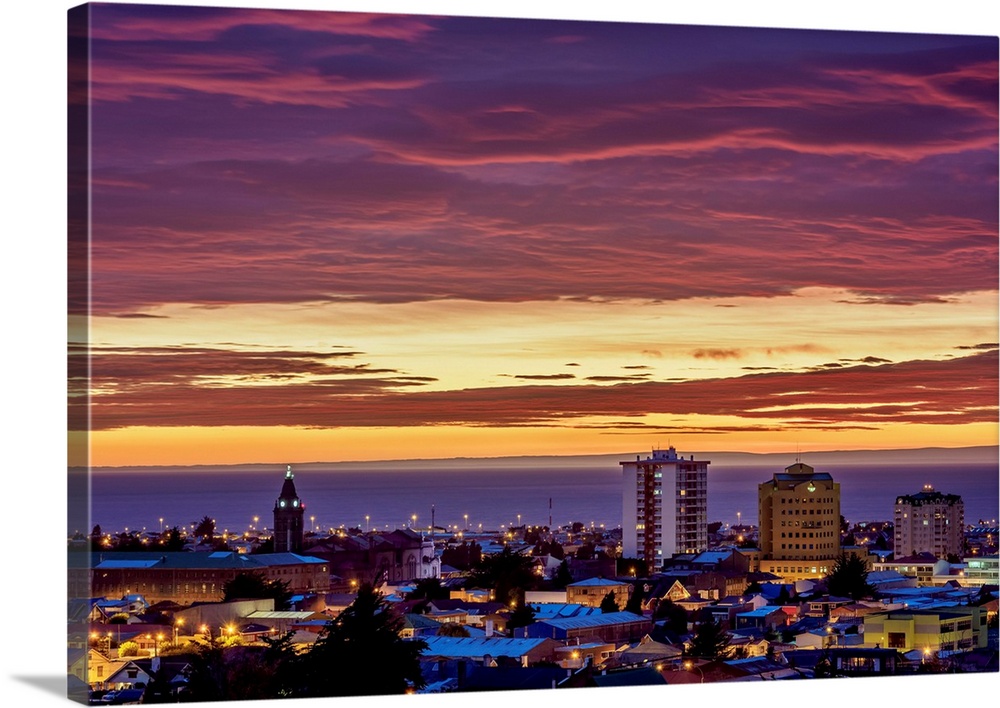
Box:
273, 465, 305, 553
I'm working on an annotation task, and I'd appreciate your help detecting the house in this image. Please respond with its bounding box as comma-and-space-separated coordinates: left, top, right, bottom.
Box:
401, 613, 443, 639
723, 656, 802, 680
734, 606, 787, 632
553, 641, 617, 669
104, 660, 152, 691
419, 636, 561, 666
615, 634, 684, 668
519, 611, 651, 644
565, 578, 632, 609
69, 648, 128, 690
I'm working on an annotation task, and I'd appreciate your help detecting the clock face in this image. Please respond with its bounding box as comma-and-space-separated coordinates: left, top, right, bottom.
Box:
292, 500, 298, 507
280, 501, 285, 507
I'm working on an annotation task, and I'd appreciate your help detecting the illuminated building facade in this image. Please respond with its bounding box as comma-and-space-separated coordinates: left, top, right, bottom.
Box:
621, 447, 709, 574
893, 484, 964, 559
758, 462, 841, 581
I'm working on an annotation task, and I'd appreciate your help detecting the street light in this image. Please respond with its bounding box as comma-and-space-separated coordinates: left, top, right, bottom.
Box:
683, 660, 705, 683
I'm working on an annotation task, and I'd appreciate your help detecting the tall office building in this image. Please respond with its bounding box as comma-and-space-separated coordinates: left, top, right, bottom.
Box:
893, 484, 964, 559
758, 461, 841, 581
621, 446, 709, 574
273, 465, 305, 554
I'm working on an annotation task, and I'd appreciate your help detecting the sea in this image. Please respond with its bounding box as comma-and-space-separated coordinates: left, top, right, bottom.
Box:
73, 461, 999, 537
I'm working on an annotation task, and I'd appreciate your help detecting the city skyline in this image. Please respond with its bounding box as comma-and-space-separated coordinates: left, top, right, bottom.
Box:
70, 2, 998, 468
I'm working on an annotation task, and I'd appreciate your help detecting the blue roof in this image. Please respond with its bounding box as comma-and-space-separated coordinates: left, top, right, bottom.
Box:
421, 636, 551, 658
538, 611, 646, 630
528, 603, 603, 619
567, 577, 628, 588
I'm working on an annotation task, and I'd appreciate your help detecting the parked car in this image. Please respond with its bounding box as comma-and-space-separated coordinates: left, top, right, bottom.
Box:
100, 688, 144, 704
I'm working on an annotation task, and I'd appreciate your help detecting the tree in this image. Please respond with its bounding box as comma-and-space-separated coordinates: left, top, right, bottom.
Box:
600, 591, 620, 613
160, 526, 185, 552
653, 598, 689, 636
436, 623, 470, 637
826, 553, 876, 601
687, 618, 732, 660
468, 546, 537, 605
194, 515, 216, 540
507, 601, 537, 631
624, 583, 645, 614
223, 571, 292, 609
301, 584, 426, 697
552, 559, 574, 589
118, 640, 140, 658
408, 577, 448, 601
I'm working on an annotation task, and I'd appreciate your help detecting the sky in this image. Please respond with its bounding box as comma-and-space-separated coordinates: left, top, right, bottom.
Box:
67, 1, 998, 467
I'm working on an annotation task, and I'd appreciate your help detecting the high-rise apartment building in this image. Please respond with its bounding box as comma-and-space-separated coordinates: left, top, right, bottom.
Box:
893, 484, 964, 559
758, 461, 841, 581
621, 447, 709, 574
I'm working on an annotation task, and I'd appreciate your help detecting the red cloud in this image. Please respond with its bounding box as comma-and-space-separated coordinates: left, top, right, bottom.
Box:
75, 350, 997, 433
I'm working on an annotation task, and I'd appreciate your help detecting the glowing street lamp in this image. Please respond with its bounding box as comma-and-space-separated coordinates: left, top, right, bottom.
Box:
683, 660, 705, 683
464, 514, 469, 530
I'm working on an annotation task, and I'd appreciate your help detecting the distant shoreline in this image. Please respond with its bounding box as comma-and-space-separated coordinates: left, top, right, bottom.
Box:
78, 444, 998, 474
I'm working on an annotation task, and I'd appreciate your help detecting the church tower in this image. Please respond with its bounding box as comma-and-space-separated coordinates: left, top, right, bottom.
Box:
273, 465, 304, 554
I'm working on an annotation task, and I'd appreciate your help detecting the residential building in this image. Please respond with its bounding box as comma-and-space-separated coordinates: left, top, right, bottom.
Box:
519, 610, 651, 644
89, 551, 330, 604
893, 485, 964, 559
565, 577, 632, 609
863, 605, 988, 654
757, 461, 841, 582
621, 447, 709, 574
872, 553, 946, 586
273, 465, 305, 554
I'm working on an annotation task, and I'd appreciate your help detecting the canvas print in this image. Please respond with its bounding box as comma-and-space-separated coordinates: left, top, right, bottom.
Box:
67, 2, 999, 704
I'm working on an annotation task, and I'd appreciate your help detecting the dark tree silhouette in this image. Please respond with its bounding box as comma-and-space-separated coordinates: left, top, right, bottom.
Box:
826, 553, 876, 600
441, 540, 482, 570
160, 526, 185, 551
301, 584, 426, 697
436, 623, 470, 637
222, 571, 292, 609
653, 598, 689, 635
624, 583, 645, 614
600, 591, 620, 613
193, 515, 216, 539
552, 559, 574, 589
687, 618, 732, 660
468, 546, 537, 605
507, 601, 537, 631
408, 577, 448, 601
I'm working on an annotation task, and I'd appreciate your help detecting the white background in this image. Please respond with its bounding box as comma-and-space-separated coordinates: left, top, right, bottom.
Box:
3, 1, 997, 707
